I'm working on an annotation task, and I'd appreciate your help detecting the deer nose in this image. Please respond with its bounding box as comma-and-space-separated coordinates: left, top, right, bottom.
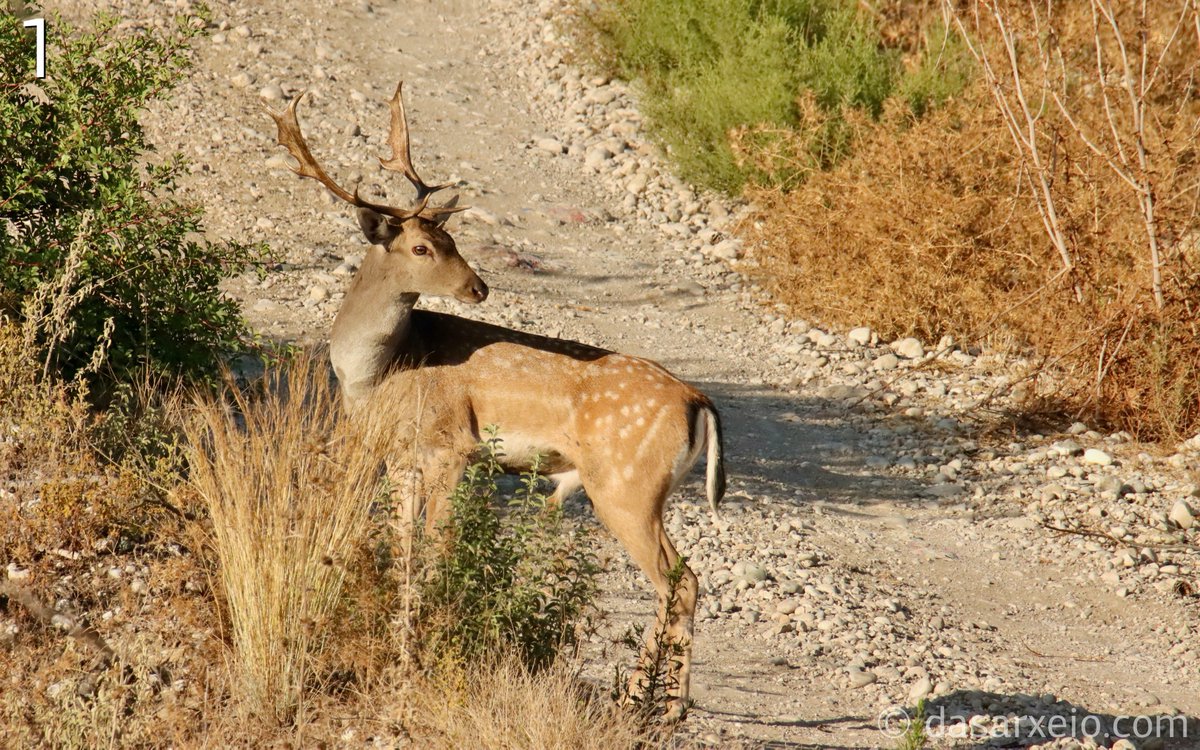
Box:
468, 278, 488, 303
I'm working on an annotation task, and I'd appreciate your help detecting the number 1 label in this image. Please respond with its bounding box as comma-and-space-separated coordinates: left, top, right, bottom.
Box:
23, 18, 44, 79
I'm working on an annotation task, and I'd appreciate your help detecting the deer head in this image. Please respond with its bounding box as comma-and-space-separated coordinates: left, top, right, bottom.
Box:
269, 81, 487, 304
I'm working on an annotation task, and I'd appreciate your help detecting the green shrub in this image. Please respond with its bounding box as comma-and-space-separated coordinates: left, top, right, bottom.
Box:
416, 430, 600, 673
584, 0, 970, 191
0, 5, 267, 389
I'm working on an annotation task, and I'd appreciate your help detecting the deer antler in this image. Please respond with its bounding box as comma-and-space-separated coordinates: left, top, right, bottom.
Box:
379, 81, 452, 201
269, 89, 443, 221
380, 81, 467, 221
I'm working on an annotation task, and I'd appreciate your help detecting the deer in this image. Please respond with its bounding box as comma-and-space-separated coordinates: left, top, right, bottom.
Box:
268, 81, 725, 717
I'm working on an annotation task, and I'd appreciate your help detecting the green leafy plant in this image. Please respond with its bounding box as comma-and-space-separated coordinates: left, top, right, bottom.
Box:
415, 429, 601, 673
582, 0, 970, 191
0, 4, 268, 390
896, 699, 929, 750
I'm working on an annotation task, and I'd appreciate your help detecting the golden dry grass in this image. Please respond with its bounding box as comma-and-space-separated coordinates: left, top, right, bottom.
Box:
184, 353, 402, 724
406, 654, 657, 750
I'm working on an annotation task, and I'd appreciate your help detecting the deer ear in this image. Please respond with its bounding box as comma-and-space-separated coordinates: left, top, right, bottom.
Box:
357, 207, 401, 246
430, 195, 460, 227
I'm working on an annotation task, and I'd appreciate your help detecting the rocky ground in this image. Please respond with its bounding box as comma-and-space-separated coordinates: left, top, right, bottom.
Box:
26, 0, 1200, 747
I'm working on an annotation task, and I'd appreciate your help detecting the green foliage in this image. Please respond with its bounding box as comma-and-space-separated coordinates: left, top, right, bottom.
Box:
585, 0, 970, 192
896, 699, 929, 750
896, 21, 973, 119
0, 5, 267, 388
417, 430, 600, 673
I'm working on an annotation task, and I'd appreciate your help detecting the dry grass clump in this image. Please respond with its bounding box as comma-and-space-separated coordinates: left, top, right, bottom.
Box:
184, 354, 400, 724
406, 654, 655, 750
742, 0, 1200, 440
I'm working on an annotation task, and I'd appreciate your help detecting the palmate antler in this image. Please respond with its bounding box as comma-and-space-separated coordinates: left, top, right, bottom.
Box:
268, 81, 465, 222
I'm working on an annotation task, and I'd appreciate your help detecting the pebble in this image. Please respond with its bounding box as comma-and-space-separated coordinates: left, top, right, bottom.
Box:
1168, 499, 1196, 529
847, 327, 873, 346
535, 137, 564, 154
872, 353, 899, 370
259, 83, 284, 102
1082, 448, 1114, 466
890, 337, 925, 359
847, 669, 877, 688
909, 676, 933, 701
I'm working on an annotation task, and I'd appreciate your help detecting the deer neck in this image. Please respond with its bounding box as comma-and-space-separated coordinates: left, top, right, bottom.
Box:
329, 255, 422, 405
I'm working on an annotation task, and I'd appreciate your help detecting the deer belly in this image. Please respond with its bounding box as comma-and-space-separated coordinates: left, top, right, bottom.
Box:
490, 430, 574, 474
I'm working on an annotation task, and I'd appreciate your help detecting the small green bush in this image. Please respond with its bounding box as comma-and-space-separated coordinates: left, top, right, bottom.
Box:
416, 431, 600, 673
585, 0, 970, 191
0, 5, 267, 389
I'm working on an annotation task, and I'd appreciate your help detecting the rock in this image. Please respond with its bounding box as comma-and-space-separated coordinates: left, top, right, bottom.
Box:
1168, 499, 1196, 530
584, 146, 612, 170
848, 669, 878, 688
463, 206, 499, 226
909, 676, 933, 701
259, 83, 284, 102
891, 337, 924, 359
709, 239, 740, 261
585, 86, 618, 105
308, 285, 329, 303
872, 353, 899, 371
230, 71, 254, 88
847, 327, 873, 346
1082, 448, 1114, 466
732, 561, 768, 583
5, 563, 30, 581
1068, 421, 1089, 435
535, 137, 564, 154
1052, 439, 1084, 457
625, 173, 648, 195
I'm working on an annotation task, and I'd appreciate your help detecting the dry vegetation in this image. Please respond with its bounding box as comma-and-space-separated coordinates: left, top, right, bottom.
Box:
1, 343, 662, 747
739, 0, 1200, 439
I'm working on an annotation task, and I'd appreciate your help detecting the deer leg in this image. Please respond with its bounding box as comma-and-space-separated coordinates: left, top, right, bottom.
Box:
588, 484, 698, 720
417, 448, 470, 534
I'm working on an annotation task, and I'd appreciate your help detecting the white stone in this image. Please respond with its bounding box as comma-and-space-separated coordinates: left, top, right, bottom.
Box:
1082, 448, 1113, 466
535, 137, 564, 154
258, 83, 284, 102
1168, 499, 1196, 530
891, 337, 925, 359
847, 327, 873, 346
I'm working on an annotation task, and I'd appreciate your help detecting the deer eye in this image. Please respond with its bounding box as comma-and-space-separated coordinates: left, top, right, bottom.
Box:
411, 245, 429, 256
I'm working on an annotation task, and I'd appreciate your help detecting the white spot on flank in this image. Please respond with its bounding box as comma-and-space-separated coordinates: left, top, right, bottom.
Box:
620, 406, 630, 416
636, 416, 645, 426
622, 466, 634, 480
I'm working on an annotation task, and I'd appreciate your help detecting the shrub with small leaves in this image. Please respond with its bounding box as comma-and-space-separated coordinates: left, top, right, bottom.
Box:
416, 430, 600, 673
0, 4, 268, 389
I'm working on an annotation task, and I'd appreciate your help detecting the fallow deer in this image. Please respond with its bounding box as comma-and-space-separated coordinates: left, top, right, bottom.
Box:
268, 82, 725, 716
